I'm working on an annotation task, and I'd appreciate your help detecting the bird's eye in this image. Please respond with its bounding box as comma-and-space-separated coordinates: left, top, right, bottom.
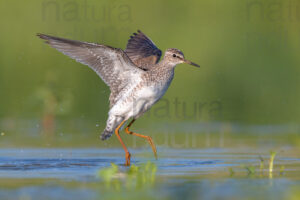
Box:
173, 54, 176, 57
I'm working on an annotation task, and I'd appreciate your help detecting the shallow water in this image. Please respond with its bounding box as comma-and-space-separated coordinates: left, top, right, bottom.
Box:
0, 147, 299, 200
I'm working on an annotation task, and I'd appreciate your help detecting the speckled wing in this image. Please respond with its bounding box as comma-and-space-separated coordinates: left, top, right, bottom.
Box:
37, 34, 142, 97
125, 30, 162, 70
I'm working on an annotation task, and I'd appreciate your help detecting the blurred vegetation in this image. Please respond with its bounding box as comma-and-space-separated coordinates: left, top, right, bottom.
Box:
231, 151, 282, 178
93, 162, 159, 199
0, 0, 299, 146
98, 162, 157, 190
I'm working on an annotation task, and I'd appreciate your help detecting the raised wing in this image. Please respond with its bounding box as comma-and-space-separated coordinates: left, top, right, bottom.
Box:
125, 30, 162, 70
37, 34, 142, 91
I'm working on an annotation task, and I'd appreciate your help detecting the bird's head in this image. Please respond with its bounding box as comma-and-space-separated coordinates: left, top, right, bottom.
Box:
164, 48, 200, 68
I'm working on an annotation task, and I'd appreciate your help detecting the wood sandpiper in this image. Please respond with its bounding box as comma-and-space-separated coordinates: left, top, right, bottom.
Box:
38, 30, 199, 166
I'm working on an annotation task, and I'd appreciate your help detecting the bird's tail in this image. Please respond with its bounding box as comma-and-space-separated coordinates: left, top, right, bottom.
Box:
100, 115, 124, 140
100, 129, 113, 140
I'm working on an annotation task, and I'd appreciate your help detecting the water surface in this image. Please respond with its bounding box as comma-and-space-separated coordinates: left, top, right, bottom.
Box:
0, 147, 299, 200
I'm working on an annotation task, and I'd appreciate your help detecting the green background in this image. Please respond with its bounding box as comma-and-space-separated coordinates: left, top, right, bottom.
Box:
0, 0, 299, 147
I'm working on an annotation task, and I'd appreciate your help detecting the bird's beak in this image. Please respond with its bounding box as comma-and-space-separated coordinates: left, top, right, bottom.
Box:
184, 59, 200, 67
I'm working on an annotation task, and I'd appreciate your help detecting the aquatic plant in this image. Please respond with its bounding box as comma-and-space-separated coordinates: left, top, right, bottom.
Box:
228, 167, 235, 176
269, 151, 277, 178
98, 163, 120, 190
98, 161, 157, 190
231, 151, 282, 178
259, 155, 264, 175
245, 166, 256, 175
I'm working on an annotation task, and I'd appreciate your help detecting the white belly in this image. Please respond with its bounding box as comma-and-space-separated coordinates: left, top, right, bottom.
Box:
109, 82, 167, 119
135, 85, 165, 111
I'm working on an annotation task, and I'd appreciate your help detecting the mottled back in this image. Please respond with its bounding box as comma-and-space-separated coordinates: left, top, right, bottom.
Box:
125, 30, 162, 70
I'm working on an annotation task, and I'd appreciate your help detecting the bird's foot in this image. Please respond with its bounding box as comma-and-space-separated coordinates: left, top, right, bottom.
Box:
125, 152, 131, 166
147, 136, 157, 159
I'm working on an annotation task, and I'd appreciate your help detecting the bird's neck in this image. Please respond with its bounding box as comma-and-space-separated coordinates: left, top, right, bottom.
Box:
157, 57, 176, 69
146, 59, 175, 84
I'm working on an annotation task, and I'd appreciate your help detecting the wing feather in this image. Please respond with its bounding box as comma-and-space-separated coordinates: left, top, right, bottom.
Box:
125, 30, 162, 70
37, 34, 142, 89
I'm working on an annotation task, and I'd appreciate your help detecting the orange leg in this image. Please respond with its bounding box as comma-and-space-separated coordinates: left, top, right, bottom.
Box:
115, 120, 131, 166
125, 119, 157, 159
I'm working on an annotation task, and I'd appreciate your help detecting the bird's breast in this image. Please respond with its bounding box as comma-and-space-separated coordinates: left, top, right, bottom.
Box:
108, 75, 173, 119
135, 81, 169, 105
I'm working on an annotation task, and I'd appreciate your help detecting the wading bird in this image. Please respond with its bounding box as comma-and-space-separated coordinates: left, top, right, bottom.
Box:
38, 30, 199, 166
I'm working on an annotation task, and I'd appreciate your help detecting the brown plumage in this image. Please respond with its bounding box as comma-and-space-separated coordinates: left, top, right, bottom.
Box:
125, 30, 162, 70
37, 31, 199, 166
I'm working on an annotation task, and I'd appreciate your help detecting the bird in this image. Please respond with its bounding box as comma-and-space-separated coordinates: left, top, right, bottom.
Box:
37, 30, 199, 166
